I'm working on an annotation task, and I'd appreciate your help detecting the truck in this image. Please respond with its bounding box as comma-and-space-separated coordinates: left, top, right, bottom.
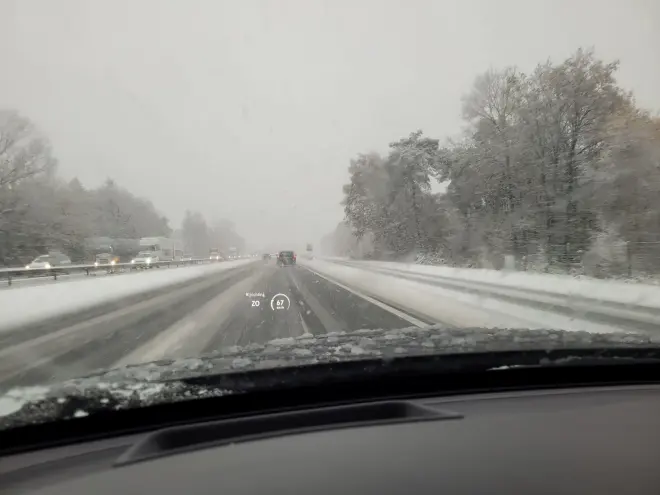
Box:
228, 247, 237, 259
209, 248, 222, 261
137, 237, 179, 263
113, 238, 141, 261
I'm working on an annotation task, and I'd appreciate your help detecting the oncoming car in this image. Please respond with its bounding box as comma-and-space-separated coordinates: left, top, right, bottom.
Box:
26, 252, 72, 271
209, 248, 222, 261
94, 253, 120, 267
131, 251, 160, 268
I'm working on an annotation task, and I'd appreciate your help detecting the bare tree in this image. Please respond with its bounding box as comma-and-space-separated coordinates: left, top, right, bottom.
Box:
0, 110, 55, 188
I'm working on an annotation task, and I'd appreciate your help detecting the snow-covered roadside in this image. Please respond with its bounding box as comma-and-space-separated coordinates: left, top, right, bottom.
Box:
0, 260, 254, 332
300, 258, 637, 334
327, 259, 660, 310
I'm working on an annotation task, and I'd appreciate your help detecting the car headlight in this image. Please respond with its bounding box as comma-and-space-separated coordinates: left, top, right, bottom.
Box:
146, 258, 152, 264
44, 262, 51, 269
110, 260, 116, 265
94, 261, 99, 267
25, 265, 30, 269
131, 259, 136, 264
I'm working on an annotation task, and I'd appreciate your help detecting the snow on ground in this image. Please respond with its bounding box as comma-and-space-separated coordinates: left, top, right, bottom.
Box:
325, 258, 660, 310
0, 271, 110, 291
0, 260, 254, 332
300, 258, 640, 334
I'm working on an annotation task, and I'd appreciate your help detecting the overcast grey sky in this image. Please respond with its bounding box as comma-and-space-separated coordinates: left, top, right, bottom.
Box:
1, 0, 658, 249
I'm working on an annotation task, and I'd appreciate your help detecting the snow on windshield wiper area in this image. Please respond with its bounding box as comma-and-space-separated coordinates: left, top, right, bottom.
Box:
1, 326, 658, 430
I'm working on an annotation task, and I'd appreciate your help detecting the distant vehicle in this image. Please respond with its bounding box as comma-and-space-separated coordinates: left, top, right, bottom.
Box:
131, 251, 160, 268
181, 253, 193, 262
277, 250, 296, 267
306, 243, 313, 252
94, 252, 120, 266
93, 245, 120, 269
26, 252, 72, 270
263, 253, 271, 263
209, 248, 222, 261
139, 237, 177, 262
113, 238, 141, 262
86, 237, 141, 263
94, 251, 120, 273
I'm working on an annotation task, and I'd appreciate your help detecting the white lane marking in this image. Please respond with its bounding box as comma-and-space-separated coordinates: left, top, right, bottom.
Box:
286, 268, 346, 333
298, 311, 311, 337
301, 266, 428, 328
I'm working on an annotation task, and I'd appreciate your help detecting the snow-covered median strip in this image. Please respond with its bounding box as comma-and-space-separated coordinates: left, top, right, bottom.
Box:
344, 259, 660, 310
300, 259, 644, 334
0, 260, 254, 332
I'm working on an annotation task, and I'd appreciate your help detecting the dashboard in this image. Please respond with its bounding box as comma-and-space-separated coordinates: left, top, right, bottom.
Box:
2, 384, 660, 494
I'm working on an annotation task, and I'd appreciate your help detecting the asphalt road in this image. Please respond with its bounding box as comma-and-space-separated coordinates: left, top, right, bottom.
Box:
0, 260, 432, 390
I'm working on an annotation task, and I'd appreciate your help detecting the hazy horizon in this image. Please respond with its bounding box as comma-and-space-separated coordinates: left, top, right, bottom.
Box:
2, 0, 658, 249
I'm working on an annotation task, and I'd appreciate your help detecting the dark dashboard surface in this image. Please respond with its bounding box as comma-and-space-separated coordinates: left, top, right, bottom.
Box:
3, 384, 660, 494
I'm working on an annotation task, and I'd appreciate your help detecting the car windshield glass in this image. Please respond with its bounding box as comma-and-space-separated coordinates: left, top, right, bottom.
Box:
1, 2, 659, 430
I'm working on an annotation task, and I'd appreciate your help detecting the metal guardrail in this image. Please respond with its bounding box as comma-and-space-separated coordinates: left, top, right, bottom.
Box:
0, 258, 223, 286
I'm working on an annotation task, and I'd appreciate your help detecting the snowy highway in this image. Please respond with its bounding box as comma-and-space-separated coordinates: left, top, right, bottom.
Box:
0, 258, 432, 391
2, 255, 660, 392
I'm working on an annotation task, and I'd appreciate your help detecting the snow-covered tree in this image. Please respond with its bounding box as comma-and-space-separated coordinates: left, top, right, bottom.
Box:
0, 110, 174, 265
338, 48, 660, 277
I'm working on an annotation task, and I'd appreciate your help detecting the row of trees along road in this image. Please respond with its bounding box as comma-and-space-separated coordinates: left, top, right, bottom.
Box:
0, 109, 171, 266
333, 49, 660, 278
181, 211, 246, 258
0, 110, 248, 266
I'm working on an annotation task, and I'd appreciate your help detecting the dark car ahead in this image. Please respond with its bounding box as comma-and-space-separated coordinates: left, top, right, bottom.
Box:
277, 250, 296, 266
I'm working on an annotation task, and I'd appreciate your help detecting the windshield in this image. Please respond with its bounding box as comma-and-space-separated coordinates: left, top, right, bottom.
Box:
1, 2, 659, 428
